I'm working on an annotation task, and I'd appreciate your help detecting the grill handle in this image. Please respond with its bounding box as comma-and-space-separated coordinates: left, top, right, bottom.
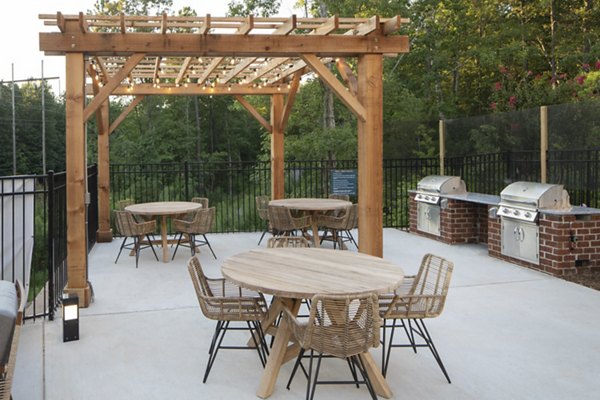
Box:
513, 226, 526, 242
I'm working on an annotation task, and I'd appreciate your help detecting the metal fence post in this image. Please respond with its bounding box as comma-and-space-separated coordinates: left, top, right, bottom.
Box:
184, 161, 190, 200
439, 119, 446, 175
47, 170, 55, 321
540, 106, 548, 183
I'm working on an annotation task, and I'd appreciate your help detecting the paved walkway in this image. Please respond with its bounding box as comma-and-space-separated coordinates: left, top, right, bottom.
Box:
13, 229, 600, 400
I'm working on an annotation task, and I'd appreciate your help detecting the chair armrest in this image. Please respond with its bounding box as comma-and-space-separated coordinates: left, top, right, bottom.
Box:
135, 219, 156, 235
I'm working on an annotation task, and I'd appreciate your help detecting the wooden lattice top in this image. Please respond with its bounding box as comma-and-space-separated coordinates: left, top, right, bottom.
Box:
39, 13, 409, 95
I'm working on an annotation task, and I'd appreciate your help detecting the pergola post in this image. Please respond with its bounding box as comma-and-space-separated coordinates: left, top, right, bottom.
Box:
357, 54, 384, 257
65, 53, 92, 307
96, 100, 112, 242
271, 94, 285, 200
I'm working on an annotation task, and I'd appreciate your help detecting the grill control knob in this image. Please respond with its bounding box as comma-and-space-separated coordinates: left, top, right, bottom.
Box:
513, 210, 520, 216
524, 212, 532, 218
502, 208, 510, 214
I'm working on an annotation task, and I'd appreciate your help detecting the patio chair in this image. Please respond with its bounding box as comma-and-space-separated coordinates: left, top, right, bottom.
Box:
187, 256, 269, 383
379, 253, 454, 383
267, 205, 311, 238
113, 210, 159, 268
0, 280, 26, 400
116, 199, 135, 210
116, 199, 150, 222
172, 207, 217, 259
178, 197, 209, 221
284, 293, 381, 400
191, 197, 209, 209
267, 236, 310, 248
318, 204, 359, 250
255, 196, 271, 245
267, 235, 311, 321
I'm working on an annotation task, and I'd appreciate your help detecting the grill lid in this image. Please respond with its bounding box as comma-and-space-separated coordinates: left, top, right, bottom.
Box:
499, 181, 570, 210
416, 175, 467, 195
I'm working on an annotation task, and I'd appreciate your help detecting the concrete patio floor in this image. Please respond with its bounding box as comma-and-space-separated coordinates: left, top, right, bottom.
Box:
12, 228, 600, 400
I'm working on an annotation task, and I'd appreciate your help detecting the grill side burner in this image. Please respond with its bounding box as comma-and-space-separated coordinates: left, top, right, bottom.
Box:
498, 181, 571, 265
415, 176, 467, 237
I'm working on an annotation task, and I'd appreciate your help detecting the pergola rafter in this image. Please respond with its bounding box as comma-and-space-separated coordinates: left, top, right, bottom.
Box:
38, 12, 410, 322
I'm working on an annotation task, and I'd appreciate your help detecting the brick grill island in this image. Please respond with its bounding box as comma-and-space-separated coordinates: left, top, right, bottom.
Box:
409, 191, 499, 245
489, 207, 600, 276
410, 179, 600, 277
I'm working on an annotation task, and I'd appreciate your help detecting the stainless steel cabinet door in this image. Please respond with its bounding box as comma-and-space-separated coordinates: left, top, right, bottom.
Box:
501, 218, 539, 265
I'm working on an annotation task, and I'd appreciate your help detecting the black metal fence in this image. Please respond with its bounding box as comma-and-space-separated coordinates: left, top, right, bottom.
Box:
2, 150, 600, 321
0, 165, 97, 321
110, 158, 442, 233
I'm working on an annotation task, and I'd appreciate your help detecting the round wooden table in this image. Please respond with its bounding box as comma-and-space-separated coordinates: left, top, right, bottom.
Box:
269, 198, 351, 247
125, 201, 202, 262
222, 247, 404, 399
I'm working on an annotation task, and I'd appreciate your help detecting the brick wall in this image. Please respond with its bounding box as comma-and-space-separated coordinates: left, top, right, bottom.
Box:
488, 213, 600, 276
409, 195, 489, 244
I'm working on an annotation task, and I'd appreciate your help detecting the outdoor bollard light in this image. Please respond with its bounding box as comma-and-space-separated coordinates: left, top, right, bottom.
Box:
62, 294, 79, 342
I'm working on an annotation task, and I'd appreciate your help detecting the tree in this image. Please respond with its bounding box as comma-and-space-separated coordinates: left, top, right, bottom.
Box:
227, 0, 281, 17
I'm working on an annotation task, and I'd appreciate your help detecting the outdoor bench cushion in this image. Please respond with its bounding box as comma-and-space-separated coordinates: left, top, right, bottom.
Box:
0, 281, 17, 366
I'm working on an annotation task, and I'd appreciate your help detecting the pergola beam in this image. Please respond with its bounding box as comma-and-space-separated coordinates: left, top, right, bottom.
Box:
83, 53, 145, 122
280, 71, 301, 130
234, 95, 272, 133
39, 33, 409, 57
301, 54, 366, 122
109, 95, 145, 135
100, 84, 290, 96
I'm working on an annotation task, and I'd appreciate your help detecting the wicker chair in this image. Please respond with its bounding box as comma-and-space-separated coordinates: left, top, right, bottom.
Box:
267, 236, 310, 248
379, 253, 454, 383
187, 256, 269, 383
114, 210, 158, 268
284, 293, 381, 400
116, 199, 135, 210
172, 207, 217, 259
267, 205, 311, 237
267, 236, 311, 321
191, 197, 209, 209
0, 280, 26, 400
256, 196, 270, 245
318, 204, 359, 250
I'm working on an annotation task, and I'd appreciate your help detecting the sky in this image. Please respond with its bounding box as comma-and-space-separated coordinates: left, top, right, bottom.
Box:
1, 0, 300, 94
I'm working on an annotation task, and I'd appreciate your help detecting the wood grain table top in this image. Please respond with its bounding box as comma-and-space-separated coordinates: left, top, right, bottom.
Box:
125, 201, 202, 216
221, 248, 404, 299
269, 198, 351, 211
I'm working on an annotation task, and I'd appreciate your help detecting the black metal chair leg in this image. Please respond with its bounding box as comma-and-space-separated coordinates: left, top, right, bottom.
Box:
382, 319, 397, 376
352, 355, 378, 400
414, 319, 451, 383
115, 237, 128, 263
203, 321, 229, 383
286, 348, 306, 389
171, 233, 184, 260
202, 234, 217, 259
146, 234, 159, 261
308, 351, 323, 400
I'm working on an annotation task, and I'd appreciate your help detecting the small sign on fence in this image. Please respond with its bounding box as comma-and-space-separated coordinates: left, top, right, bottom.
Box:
331, 169, 357, 196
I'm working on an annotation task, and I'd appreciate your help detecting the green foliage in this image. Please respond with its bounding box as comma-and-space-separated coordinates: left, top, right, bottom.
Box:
228, 0, 281, 17
0, 82, 65, 176
91, 0, 174, 15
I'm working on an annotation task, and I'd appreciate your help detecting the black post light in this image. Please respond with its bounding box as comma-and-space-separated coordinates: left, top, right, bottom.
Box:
62, 294, 79, 342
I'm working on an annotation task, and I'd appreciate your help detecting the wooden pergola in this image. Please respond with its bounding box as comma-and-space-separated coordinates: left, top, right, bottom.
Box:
39, 12, 409, 307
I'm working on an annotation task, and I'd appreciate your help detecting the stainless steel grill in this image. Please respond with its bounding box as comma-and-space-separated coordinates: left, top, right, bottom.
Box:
498, 181, 571, 264
415, 175, 466, 236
